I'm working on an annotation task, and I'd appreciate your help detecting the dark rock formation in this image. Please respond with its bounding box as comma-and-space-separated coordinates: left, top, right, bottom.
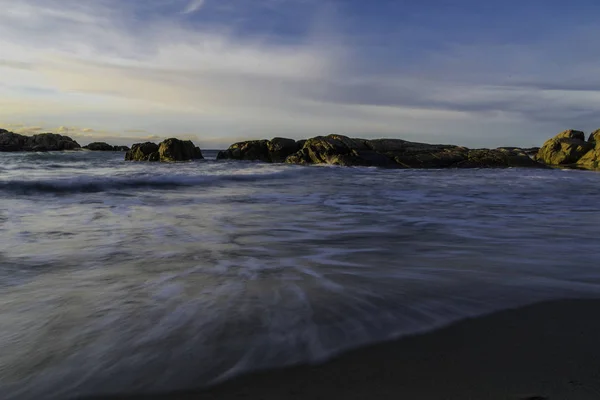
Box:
534, 130, 592, 165
268, 137, 301, 162
220, 134, 545, 169
217, 138, 301, 163
0, 130, 80, 152
125, 139, 203, 162
0, 130, 27, 151
83, 142, 130, 151
158, 138, 203, 162
217, 140, 271, 162
84, 142, 116, 151
125, 142, 160, 161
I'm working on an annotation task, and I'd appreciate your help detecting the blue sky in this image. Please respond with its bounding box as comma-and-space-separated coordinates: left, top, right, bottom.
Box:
1, 0, 600, 148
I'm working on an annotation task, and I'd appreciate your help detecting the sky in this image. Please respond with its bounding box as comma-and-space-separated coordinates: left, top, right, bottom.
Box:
2, 0, 600, 148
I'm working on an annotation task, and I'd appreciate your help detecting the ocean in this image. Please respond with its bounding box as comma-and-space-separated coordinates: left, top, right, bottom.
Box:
1, 150, 600, 399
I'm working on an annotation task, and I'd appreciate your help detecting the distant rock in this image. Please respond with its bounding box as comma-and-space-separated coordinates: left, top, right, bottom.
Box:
84, 142, 116, 151
0, 130, 28, 151
125, 142, 160, 161
499, 146, 540, 157
83, 142, 130, 151
217, 138, 301, 163
0, 129, 80, 152
268, 138, 301, 162
535, 129, 592, 166
158, 138, 203, 162
125, 138, 203, 162
217, 140, 271, 162
219, 134, 545, 169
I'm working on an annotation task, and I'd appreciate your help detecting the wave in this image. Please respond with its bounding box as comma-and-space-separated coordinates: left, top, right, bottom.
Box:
0, 168, 308, 195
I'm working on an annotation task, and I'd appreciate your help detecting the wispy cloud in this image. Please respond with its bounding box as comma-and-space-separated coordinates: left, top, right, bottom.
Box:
183, 0, 205, 14
2, 0, 600, 148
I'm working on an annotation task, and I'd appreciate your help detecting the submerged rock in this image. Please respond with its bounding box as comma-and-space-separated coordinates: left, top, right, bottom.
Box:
219, 134, 545, 169
0, 130, 80, 152
125, 138, 203, 162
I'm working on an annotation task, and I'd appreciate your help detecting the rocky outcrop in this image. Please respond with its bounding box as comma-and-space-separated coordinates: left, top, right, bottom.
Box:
267, 138, 301, 162
125, 138, 203, 162
125, 142, 160, 161
158, 138, 203, 162
219, 134, 545, 169
533, 129, 600, 170
534, 130, 592, 166
0, 130, 80, 152
588, 129, 600, 145
83, 142, 130, 151
499, 147, 540, 157
575, 130, 600, 170
217, 138, 301, 163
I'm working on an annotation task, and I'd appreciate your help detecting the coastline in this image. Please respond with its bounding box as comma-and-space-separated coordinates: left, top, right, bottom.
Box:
87, 298, 600, 400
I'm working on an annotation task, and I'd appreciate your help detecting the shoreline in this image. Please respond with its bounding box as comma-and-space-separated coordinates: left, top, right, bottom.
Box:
87, 298, 600, 400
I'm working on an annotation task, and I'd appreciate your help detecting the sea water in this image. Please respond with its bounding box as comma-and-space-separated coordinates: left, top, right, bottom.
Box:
1, 150, 600, 399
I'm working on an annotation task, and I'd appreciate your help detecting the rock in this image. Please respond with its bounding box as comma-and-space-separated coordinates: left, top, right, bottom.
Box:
285, 135, 364, 166
576, 136, 600, 170
0, 130, 80, 152
83, 142, 130, 151
0, 130, 28, 151
498, 146, 539, 157
267, 137, 301, 162
535, 129, 592, 166
588, 129, 600, 145
286, 135, 546, 169
217, 140, 271, 162
84, 142, 115, 151
158, 138, 203, 162
125, 139, 203, 162
523, 147, 540, 157
220, 134, 546, 169
217, 138, 301, 162
28, 133, 80, 151
125, 142, 160, 161
458, 148, 543, 168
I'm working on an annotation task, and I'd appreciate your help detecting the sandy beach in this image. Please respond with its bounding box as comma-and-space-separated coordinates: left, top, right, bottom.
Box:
86, 298, 600, 400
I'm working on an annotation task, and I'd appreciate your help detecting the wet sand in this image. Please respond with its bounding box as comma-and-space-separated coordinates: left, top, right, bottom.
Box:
90, 299, 600, 400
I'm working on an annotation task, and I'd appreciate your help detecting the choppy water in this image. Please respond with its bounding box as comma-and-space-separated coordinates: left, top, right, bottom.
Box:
1, 150, 600, 399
